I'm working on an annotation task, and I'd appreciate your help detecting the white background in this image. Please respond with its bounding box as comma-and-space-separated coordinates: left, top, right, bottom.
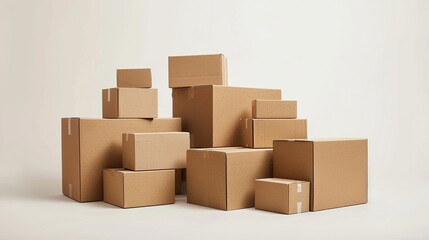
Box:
1, 0, 428, 239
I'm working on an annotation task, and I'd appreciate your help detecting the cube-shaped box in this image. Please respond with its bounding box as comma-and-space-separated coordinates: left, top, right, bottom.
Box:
273, 139, 368, 211
102, 88, 158, 118
117, 68, 152, 88
122, 132, 190, 171
103, 168, 175, 208
187, 147, 273, 210
255, 178, 310, 214
252, 100, 297, 119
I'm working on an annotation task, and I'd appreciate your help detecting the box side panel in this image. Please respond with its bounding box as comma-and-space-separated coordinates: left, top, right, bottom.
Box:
102, 88, 119, 118
122, 134, 136, 170
253, 119, 307, 148
61, 118, 81, 201
254, 100, 297, 119
103, 169, 124, 208
117, 69, 152, 88
288, 182, 310, 214
118, 88, 158, 118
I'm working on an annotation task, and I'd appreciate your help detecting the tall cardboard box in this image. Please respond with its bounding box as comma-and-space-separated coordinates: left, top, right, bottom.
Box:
173, 86, 281, 147
187, 147, 273, 210
103, 168, 175, 208
102, 88, 158, 118
252, 100, 297, 119
273, 139, 368, 211
242, 118, 308, 148
61, 117, 181, 202
117, 68, 152, 88
168, 54, 228, 88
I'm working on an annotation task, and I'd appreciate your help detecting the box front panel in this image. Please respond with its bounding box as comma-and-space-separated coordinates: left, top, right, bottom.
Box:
252, 119, 307, 148
255, 181, 289, 214
61, 118, 81, 201
103, 170, 124, 208
117, 69, 152, 88
118, 88, 158, 118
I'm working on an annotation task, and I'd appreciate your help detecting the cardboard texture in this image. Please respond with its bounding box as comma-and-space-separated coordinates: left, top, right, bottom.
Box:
122, 132, 190, 171
168, 54, 228, 88
255, 178, 310, 214
273, 139, 368, 211
61, 117, 181, 202
242, 118, 308, 148
103, 168, 175, 208
175, 169, 183, 195
187, 147, 273, 211
173, 86, 281, 147
102, 88, 158, 118
252, 100, 297, 119
117, 68, 152, 88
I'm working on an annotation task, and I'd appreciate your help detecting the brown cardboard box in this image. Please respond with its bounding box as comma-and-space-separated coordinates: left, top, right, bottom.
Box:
273, 139, 368, 211
103, 168, 175, 208
122, 132, 190, 171
173, 86, 281, 147
61, 117, 181, 202
242, 118, 307, 148
252, 100, 297, 119
187, 147, 273, 210
175, 169, 183, 195
168, 54, 228, 88
102, 88, 158, 118
117, 68, 152, 88
255, 178, 310, 214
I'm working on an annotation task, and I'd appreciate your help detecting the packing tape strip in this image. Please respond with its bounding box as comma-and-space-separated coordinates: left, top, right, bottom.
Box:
297, 201, 302, 214
68, 118, 71, 135
297, 182, 302, 193
107, 88, 111, 102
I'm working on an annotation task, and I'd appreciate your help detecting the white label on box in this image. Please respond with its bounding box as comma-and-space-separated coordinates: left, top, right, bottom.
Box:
68, 118, 71, 135
297, 201, 302, 213
297, 182, 302, 193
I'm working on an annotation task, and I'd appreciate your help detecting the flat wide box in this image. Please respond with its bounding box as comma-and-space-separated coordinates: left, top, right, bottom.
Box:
117, 68, 152, 88
102, 88, 158, 118
103, 169, 175, 208
273, 139, 368, 211
173, 86, 281, 147
122, 132, 190, 171
169, 54, 228, 88
252, 100, 297, 119
61, 117, 181, 202
242, 119, 307, 148
187, 147, 273, 210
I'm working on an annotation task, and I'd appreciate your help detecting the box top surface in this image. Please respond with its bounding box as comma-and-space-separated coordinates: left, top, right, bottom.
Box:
189, 147, 272, 154
169, 53, 224, 58
104, 168, 173, 175
254, 99, 297, 102
256, 178, 308, 185
117, 68, 150, 71
275, 138, 367, 143
62, 117, 180, 121
126, 132, 189, 136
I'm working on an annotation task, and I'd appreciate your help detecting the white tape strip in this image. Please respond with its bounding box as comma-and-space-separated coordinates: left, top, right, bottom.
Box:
107, 88, 111, 102
68, 183, 72, 197
297, 182, 302, 193
297, 202, 302, 213
67, 118, 71, 135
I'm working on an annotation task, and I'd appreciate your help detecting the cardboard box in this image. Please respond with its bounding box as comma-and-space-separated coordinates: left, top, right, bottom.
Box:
175, 169, 183, 195
252, 100, 297, 119
117, 68, 152, 88
187, 147, 273, 210
242, 118, 307, 148
173, 86, 281, 147
103, 168, 175, 208
169, 54, 228, 88
102, 88, 158, 118
122, 132, 190, 171
61, 117, 181, 202
255, 178, 310, 214
273, 139, 368, 211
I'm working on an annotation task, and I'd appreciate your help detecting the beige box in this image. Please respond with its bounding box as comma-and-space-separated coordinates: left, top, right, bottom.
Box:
61, 117, 181, 202
252, 100, 297, 119
122, 132, 190, 171
103, 168, 175, 208
169, 54, 228, 88
187, 147, 273, 211
255, 178, 310, 215
273, 139, 368, 211
242, 118, 307, 148
173, 86, 281, 147
117, 68, 152, 88
102, 88, 158, 118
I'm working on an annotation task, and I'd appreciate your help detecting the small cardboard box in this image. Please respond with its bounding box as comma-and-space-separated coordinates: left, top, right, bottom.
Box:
103, 168, 175, 208
122, 132, 190, 171
242, 118, 307, 148
187, 147, 273, 211
61, 117, 181, 202
169, 54, 228, 88
252, 100, 297, 119
117, 68, 152, 88
273, 139, 368, 211
102, 88, 158, 118
255, 178, 310, 215
173, 85, 281, 147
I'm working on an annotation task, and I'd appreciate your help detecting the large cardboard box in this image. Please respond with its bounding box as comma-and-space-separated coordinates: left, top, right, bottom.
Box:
168, 54, 228, 88
273, 139, 368, 211
102, 88, 158, 118
173, 86, 281, 147
61, 117, 181, 202
252, 100, 297, 119
122, 132, 190, 171
187, 147, 273, 210
117, 68, 152, 88
103, 168, 175, 208
255, 178, 310, 215
242, 118, 307, 148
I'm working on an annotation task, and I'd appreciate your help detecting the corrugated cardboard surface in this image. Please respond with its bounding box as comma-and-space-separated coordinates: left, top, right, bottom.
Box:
103, 168, 124, 207
273, 139, 368, 211
61, 118, 181, 202
122, 132, 190, 170
117, 68, 152, 88
102, 88, 158, 118
168, 54, 227, 88
252, 100, 297, 119
173, 86, 281, 147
